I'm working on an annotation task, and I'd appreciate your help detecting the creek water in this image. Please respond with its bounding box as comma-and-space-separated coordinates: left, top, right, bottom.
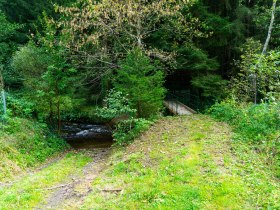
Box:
62, 123, 113, 149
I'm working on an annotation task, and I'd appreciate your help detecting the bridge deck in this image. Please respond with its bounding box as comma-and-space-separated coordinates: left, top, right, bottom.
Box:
164, 100, 196, 115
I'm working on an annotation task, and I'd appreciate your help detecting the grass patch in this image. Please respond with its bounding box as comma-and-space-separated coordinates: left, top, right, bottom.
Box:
81, 115, 280, 209
0, 117, 68, 181
0, 152, 91, 210
209, 101, 280, 177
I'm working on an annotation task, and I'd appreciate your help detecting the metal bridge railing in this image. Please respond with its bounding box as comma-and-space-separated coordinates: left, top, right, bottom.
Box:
166, 90, 214, 112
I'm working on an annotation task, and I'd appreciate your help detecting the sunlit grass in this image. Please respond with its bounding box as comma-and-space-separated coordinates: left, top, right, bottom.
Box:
1, 115, 279, 209
0, 152, 91, 210
82, 115, 280, 209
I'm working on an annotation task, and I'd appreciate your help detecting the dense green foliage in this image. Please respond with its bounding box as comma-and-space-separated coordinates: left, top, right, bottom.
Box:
0, 12, 21, 88
1, 0, 279, 122
210, 101, 280, 142
191, 74, 228, 100
0, 118, 68, 181
97, 89, 153, 145
12, 31, 77, 128
231, 39, 280, 103
114, 49, 166, 118
96, 90, 136, 121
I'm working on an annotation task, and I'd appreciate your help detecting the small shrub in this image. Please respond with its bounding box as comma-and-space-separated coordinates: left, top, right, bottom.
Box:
113, 118, 153, 145
96, 89, 136, 121
209, 101, 280, 143
6, 94, 35, 118
208, 101, 240, 123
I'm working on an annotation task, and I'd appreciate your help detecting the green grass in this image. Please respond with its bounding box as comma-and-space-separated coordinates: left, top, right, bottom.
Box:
81, 115, 280, 209
0, 152, 92, 210
0, 115, 279, 209
209, 101, 280, 177
0, 117, 68, 181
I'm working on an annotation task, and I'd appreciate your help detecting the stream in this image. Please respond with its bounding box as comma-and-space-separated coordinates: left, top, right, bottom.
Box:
62, 123, 113, 149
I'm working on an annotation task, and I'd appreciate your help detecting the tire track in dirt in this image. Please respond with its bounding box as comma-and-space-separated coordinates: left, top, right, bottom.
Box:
35, 148, 112, 210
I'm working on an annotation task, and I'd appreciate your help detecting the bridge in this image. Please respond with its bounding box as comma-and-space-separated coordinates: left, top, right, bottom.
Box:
164, 91, 202, 115
164, 99, 196, 115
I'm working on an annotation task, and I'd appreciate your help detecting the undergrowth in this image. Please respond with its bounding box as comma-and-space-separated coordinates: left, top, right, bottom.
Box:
209, 101, 280, 177
113, 118, 154, 145
0, 117, 68, 181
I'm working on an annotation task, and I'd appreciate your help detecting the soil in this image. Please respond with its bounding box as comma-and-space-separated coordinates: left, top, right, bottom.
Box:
36, 147, 112, 210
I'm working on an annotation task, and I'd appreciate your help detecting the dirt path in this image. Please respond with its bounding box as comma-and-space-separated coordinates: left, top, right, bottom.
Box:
35, 148, 112, 210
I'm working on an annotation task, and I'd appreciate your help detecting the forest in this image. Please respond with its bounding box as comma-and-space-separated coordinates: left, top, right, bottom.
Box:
0, 0, 280, 209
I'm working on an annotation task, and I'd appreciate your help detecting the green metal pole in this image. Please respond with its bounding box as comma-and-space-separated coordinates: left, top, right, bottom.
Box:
2, 90, 6, 115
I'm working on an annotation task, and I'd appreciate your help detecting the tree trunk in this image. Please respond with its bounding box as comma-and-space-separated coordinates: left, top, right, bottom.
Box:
137, 101, 141, 117
49, 100, 53, 125
136, 18, 143, 48
57, 97, 61, 134
262, 0, 277, 55
252, 0, 277, 104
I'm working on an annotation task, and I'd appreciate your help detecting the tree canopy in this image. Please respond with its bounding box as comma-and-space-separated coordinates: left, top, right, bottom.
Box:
0, 0, 279, 123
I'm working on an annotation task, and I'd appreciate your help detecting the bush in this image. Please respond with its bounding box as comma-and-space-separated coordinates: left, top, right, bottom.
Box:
208, 100, 240, 123
97, 89, 154, 145
6, 94, 35, 118
113, 118, 153, 145
209, 101, 280, 143
96, 89, 136, 121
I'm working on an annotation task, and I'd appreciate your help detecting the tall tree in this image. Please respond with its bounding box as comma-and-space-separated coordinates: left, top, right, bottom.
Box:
114, 49, 166, 118
0, 12, 21, 64
56, 0, 202, 85
251, 0, 278, 103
